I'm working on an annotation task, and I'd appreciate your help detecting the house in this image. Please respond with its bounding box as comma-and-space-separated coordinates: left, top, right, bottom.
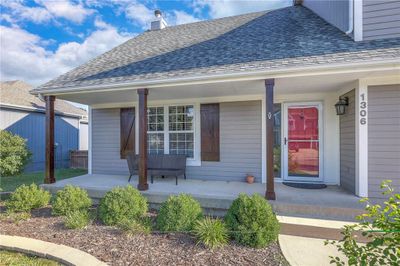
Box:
0, 80, 88, 171
35, 1, 399, 207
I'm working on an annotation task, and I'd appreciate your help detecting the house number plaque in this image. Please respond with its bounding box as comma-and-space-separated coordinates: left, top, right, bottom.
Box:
360, 93, 367, 125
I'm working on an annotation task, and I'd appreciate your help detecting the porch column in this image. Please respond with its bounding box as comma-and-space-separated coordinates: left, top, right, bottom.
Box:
137, 88, 149, 191
44, 95, 55, 184
265, 79, 276, 200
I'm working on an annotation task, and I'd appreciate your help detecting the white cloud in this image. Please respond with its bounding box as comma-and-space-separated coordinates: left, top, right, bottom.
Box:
0, 25, 132, 85
125, 2, 155, 29
1, 1, 52, 23
195, 0, 292, 18
171, 10, 201, 25
38, 0, 94, 24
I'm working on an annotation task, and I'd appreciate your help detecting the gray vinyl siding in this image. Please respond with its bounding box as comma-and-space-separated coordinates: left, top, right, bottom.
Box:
340, 90, 356, 194
363, 0, 400, 40
368, 84, 400, 198
91, 101, 262, 182
187, 101, 262, 182
303, 0, 350, 32
0, 108, 79, 172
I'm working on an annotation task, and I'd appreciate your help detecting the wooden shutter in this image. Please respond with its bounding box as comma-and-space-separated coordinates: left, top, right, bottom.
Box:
120, 107, 135, 159
201, 103, 220, 161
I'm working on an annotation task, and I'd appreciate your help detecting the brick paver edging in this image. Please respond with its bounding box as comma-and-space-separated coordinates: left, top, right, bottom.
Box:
0, 234, 107, 266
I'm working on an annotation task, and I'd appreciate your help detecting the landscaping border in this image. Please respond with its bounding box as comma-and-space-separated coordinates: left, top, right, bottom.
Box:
0, 234, 106, 266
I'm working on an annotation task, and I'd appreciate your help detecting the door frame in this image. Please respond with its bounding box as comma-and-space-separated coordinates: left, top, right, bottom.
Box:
282, 102, 324, 182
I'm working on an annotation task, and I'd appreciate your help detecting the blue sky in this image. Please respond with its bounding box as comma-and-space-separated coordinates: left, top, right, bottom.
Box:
0, 0, 291, 86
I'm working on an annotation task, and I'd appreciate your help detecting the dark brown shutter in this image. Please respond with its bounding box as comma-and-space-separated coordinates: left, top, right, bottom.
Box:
120, 107, 135, 159
201, 103, 220, 161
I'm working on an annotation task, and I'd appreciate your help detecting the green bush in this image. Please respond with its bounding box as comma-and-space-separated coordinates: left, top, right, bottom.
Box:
5, 184, 51, 212
52, 185, 92, 216
117, 217, 151, 237
225, 193, 280, 248
156, 194, 203, 232
193, 217, 229, 249
0, 130, 31, 176
326, 180, 400, 265
64, 210, 91, 229
98, 186, 148, 225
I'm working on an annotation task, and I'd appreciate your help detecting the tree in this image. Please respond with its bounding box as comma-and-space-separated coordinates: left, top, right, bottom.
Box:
0, 130, 31, 176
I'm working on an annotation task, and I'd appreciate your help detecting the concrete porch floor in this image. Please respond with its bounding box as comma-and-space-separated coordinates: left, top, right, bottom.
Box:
42, 174, 365, 221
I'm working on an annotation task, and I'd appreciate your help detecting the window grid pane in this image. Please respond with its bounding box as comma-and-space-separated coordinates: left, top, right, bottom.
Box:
148, 133, 164, 155
147, 107, 164, 132
168, 105, 194, 158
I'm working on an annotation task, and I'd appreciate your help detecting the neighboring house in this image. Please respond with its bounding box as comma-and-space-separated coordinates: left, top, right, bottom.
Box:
0, 80, 88, 172
33, 2, 399, 199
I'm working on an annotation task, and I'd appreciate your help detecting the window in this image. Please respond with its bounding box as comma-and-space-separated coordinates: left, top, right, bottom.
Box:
169, 105, 194, 158
147, 105, 195, 159
147, 107, 164, 154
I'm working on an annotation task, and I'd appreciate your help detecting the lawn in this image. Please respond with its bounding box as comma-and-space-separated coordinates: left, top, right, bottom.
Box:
0, 250, 61, 266
0, 168, 87, 192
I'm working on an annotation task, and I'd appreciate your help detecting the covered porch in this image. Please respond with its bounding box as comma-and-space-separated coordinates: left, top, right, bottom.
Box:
42, 174, 364, 221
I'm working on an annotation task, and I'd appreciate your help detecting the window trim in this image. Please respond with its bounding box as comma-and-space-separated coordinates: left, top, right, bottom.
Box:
146, 103, 201, 166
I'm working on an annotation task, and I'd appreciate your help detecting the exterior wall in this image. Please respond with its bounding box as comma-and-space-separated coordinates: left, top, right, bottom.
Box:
0, 108, 79, 172
368, 84, 400, 198
339, 89, 356, 193
363, 0, 400, 40
303, 0, 350, 32
91, 101, 262, 182
79, 121, 89, 150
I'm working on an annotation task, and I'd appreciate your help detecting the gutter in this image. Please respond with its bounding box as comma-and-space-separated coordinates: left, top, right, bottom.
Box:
32, 59, 400, 96
0, 103, 85, 119
345, 0, 354, 35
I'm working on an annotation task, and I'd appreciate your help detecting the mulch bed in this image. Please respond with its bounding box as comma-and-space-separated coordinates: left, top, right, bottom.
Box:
0, 207, 288, 266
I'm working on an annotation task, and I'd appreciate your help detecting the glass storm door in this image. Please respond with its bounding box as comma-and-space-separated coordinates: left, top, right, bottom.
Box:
283, 103, 322, 181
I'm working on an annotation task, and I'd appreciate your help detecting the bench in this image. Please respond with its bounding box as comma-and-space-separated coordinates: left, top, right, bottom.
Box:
126, 152, 187, 185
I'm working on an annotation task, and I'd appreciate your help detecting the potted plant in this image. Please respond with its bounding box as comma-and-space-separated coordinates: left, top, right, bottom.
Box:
246, 174, 255, 184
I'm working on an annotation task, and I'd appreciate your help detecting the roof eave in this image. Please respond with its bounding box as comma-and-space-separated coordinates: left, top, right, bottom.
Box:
33, 59, 400, 96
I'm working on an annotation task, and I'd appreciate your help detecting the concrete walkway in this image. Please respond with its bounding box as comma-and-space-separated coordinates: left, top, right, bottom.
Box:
0, 234, 106, 266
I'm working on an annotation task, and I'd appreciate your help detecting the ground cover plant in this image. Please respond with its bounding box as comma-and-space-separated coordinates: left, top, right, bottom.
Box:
225, 193, 280, 248
63, 210, 91, 229
156, 194, 203, 232
193, 217, 229, 249
327, 180, 400, 265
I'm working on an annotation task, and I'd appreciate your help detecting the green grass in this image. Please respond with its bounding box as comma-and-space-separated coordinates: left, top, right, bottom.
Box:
0, 250, 61, 266
0, 168, 87, 192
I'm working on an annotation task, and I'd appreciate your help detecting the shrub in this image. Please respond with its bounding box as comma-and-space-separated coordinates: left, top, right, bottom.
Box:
64, 210, 91, 229
0, 130, 31, 176
225, 193, 280, 248
98, 186, 148, 225
156, 194, 203, 232
193, 217, 229, 249
52, 185, 92, 216
117, 217, 151, 237
326, 180, 400, 265
5, 184, 51, 212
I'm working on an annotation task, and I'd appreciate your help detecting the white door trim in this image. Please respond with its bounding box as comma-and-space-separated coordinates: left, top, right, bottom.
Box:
282, 102, 324, 182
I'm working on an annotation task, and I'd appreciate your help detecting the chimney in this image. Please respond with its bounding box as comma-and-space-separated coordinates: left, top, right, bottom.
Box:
293, 0, 303, 5
151, 10, 167, 30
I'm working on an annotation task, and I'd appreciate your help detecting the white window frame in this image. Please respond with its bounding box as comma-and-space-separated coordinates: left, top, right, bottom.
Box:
147, 103, 201, 166
147, 106, 165, 155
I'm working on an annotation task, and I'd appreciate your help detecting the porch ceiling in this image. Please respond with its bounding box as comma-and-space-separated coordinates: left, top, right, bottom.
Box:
57, 68, 399, 106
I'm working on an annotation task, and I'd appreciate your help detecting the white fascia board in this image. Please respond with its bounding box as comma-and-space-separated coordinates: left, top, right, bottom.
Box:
0, 103, 84, 119
34, 59, 400, 96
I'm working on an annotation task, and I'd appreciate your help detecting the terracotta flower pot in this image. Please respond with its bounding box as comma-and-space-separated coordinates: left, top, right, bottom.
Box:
246, 175, 255, 184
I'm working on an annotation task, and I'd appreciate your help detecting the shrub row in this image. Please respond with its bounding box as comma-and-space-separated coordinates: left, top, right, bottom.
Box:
5, 184, 279, 249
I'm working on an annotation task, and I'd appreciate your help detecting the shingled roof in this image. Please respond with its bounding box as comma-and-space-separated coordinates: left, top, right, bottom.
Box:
36, 5, 400, 92
1, 80, 87, 117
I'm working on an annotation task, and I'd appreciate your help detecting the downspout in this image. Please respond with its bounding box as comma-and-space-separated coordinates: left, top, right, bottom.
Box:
345, 0, 354, 35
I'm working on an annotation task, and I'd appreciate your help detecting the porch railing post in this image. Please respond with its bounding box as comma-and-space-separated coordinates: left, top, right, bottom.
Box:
265, 79, 276, 200
137, 88, 149, 191
45, 95, 56, 184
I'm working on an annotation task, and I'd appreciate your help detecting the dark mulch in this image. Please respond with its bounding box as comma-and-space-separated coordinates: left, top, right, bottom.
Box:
0, 207, 288, 266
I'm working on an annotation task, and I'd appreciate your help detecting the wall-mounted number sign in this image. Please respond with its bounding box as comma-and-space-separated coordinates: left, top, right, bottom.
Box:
360, 93, 367, 125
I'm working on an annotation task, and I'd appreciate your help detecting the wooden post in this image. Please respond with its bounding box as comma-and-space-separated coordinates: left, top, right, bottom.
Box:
265, 79, 276, 200
44, 95, 56, 184
137, 89, 149, 191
